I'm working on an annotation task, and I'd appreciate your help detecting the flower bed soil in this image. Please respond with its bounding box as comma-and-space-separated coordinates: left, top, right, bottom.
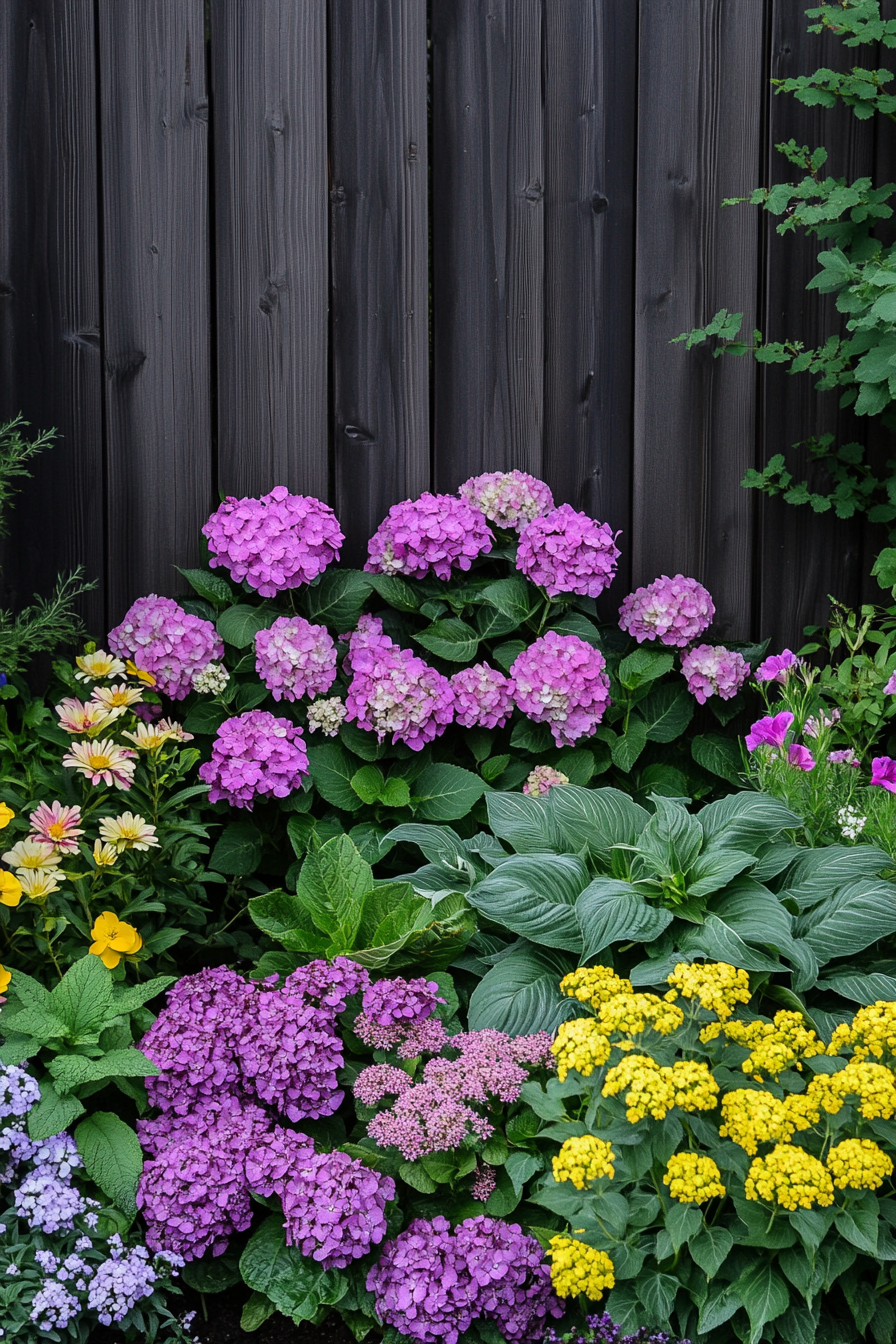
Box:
89, 1284, 356, 1344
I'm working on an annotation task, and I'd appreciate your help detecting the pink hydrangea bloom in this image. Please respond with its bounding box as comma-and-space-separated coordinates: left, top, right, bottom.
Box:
745, 711, 794, 751
885, 672, 896, 695
198, 710, 308, 807
788, 744, 815, 771
458, 471, 554, 531
450, 664, 515, 729
202, 487, 343, 596
108, 596, 223, 700
755, 649, 800, 684
871, 757, 896, 792
254, 616, 337, 703
345, 622, 454, 751
523, 766, 569, 796
365, 493, 492, 581
618, 574, 714, 648
680, 644, 749, 704
516, 504, 619, 598
511, 632, 611, 746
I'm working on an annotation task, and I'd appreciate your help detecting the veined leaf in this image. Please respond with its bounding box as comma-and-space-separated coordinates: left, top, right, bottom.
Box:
485, 792, 557, 853
75, 1113, 144, 1217
467, 855, 588, 951
575, 881, 672, 959
699, 791, 801, 849
468, 943, 577, 1035
547, 785, 649, 864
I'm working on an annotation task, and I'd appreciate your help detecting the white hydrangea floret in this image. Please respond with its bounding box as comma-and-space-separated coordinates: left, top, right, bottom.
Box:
307, 697, 347, 737
191, 663, 230, 696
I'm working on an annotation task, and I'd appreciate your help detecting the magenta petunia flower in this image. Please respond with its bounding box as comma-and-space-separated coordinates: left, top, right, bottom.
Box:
788, 744, 815, 772
755, 650, 800, 684
745, 711, 794, 752
871, 757, 896, 792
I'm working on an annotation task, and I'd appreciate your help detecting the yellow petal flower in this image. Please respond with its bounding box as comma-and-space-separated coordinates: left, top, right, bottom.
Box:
0, 872, 22, 907
88, 911, 142, 967
0, 963, 10, 995
0, 803, 15, 830
92, 840, 118, 868
125, 659, 157, 687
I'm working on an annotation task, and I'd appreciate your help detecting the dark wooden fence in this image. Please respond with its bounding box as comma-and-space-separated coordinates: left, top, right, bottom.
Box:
1, 0, 894, 648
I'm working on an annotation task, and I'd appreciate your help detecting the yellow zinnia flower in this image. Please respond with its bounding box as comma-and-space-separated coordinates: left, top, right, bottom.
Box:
89, 912, 143, 969
0, 872, 23, 907
0, 803, 14, 829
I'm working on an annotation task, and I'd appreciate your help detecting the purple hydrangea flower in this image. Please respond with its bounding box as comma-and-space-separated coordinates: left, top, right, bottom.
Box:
254, 616, 337, 703
199, 709, 308, 807
754, 649, 800, 684
365, 493, 492, 581
0, 1063, 40, 1120
454, 1216, 562, 1342
680, 644, 749, 704
618, 574, 714, 648
279, 1150, 395, 1268
362, 977, 445, 1027
458, 472, 554, 532
885, 672, 896, 695
516, 504, 620, 598
202, 487, 343, 596
108, 595, 224, 700
745, 711, 794, 752
345, 622, 454, 751
450, 664, 515, 729
789, 743, 815, 771
284, 956, 370, 1010
236, 983, 345, 1122
511, 632, 611, 746
871, 756, 896, 791
245, 1126, 315, 1197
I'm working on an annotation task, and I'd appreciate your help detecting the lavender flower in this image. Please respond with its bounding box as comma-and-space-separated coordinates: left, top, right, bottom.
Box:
254, 616, 337, 702
14, 1168, 87, 1234
87, 1244, 162, 1325
236, 983, 345, 1122
203, 487, 344, 596
29, 1280, 80, 1331
511, 632, 611, 746
450, 664, 515, 729
517, 504, 620, 598
108, 595, 224, 700
618, 575, 714, 648
680, 644, 749, 704
365, 493, 492, 580
459, 471, 554, 531
279, 1150, 395, 1268
199, 709, 309, 807
885, 672, 896, 695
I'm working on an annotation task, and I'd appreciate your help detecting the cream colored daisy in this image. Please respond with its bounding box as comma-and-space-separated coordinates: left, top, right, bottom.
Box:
93, 840, 119, 867
90, 683, 144, 710
75, 650, 127, 682
98, 813, 158, 852
121, 723, 175, 751
2, 838, 63, 875
18, 869, 62, 902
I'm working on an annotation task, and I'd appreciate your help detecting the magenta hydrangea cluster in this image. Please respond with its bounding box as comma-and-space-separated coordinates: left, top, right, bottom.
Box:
107, 595, 224, 699
198, 709, 308, 807
202, 487, 343, 596
680, 644, 750, 704
618, 574, 714, 648
367, 1215, 561, 1344
254, 615, 337, 703
362, 975, 445, 1027
516, 503, 620, 598
458, 471, 554, 531
365, 492, 492, 581
511, 631, 611, 746
450, 663, 515, 729
345, 617, 454, 750
278, 1149, 393, 1267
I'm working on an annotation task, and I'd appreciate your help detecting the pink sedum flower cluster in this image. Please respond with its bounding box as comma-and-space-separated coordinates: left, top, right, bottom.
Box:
254, 615, 337, 703
450, 664, 514, 729
680, 644, 749, 704
202, 487, 343, 596
516, 504, 619, 598
198, 710, 308, 807
511, 632, 611, 746
345, 617, 454, 751
458, 471, 554, 532
365, 493, 492, 581
618, 574, 714, 648
108, 596, 223, 700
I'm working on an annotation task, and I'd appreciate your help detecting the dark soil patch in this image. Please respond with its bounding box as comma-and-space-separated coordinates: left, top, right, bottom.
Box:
89, 1283, 358, 1344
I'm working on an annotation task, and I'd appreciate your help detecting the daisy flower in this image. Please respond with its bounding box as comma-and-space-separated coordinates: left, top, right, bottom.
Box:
75, 651, 127, 682
90, 683, 144, 710
18, 870, 61, 902
93, 841, 118, 867
89, 911, 142, 968
98, 813, 158, 852
156, 719, 193, 742
2, 838, 63, 876
62, 740, 137, 790
28, 802, 84, 855
55, 698, 123, 736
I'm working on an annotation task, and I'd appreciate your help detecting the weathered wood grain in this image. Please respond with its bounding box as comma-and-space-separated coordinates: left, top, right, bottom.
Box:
211, 0, 328, 502
0, 0, 104, 635
543, 0, 638, 605
329, 0, 430, 564
98, 0, 212, 622
431, 0, 544, 491
633, 0, 764, 641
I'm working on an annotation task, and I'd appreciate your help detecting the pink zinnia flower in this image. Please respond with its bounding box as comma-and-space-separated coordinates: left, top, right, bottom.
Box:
745, 712, 794, 752
788, 744, 815, 772
871, 757, 896, 792
28, 802, 84, 855
755, 650, 800, 684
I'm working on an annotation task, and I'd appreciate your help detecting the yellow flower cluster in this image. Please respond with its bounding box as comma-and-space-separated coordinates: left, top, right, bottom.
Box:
602, 1055, 718, 1123
665, 961, 751, 1020
826, 1138, 893, 1191
745, 1143, 834, 1211
830, 1002, 896, 1063
596, 992, 684, 1038
553, 1136, 615, 1188
548, 1238, 615, 1300
702, 1010, 825, 1078
663, 1152, 726, 1204
804, 1060, 896, 1122
552, 1019, 612, 1081
719, 1089, 791, 1154
560, 966, 632, 1008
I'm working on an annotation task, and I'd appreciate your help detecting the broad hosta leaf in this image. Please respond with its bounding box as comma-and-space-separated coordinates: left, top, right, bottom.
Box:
707, 882, 794, 947
303, 569, 372, 631
575, 881, 672, 959
413, 764, 486, 821
216, 604, 278, 647
548, 786, 649, 864
75, 1113, 144, 1217
641, 683, 695, 742
307, 741, 364, 812
210, 820, 264, 875
798, 879, 896, 964
240, 1216, 349, 1324
468, 943, 577, 1035
634, 796, 704, 880
414, 619, 479, 663
687, 846, 757, 898
468, 856, 588, 951
819, 971, 896, 1004
781, 845, 889, 905
682, 915, 784, 973
699, 791, 801, 849
387, 823, 471, 870
485, 792, 557, 853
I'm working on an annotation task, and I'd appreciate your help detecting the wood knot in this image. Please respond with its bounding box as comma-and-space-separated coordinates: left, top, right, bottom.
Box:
523, 179, 543, 203
407, 142, 418, 161
105, 349, 147, 381
330, 184, 346, 207
341, 424, 375, 444
591, 193, 609, 214
63, 328, 100, 351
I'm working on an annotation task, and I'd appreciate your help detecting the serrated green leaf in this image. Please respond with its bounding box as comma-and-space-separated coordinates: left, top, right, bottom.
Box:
413, 619, 480, 663
216, 604, 278, 647
413, 764, 486, 821
691, 732, 743, 785
304, 570, 372, 631
617, 648, 675, 689
75, 1112, 144, 1217
210, 820, 264, 875
27, 1081, 86, 1142
50, 955, 113, 1038
176, 567, 235, 607
307, 741, 365, 812
480, 577, 537, 623
611, 718, 648, 771
182, 701, 229, 735
50, 1048, 158, 1093
364, 572, 420, 613
351, 764, 385, 805
641, 683, 695, 743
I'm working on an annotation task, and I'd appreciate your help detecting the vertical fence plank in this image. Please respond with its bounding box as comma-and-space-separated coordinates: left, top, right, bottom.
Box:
329, 0, 429, 562
543, 0, 638, 602
98, 0, 211, 622
757, 3, 876, 648
633, 0, 763, 640
0, 0, 104, 634
431, 0, 543, 491
211, 0, 328, 502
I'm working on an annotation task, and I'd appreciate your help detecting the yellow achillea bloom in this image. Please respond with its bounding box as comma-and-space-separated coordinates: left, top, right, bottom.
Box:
663, 1152, 726, 1204
719, 1089, 792, 1154
597, 992, 684, 1038
826, 1138, 893, 1191
745, 1143, 834, 1211
702, 1010, 824, 1079
553, 1136, 615, 1188
805, 1060, 896, 1122
0, 803, 14, 829
560, 966, 632, 1009
548, 1238, 615, 1300
602, 1054, 676, 1122
830, 1002, 896, 1063
0, 964, 10, 996
89, 911, 142, 968
552, 1019, 612, 1081
668, 1060, 720, 1113
782, 1091, 823, 1134
0, 872, 22, 907
665, 961, 751, 1020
